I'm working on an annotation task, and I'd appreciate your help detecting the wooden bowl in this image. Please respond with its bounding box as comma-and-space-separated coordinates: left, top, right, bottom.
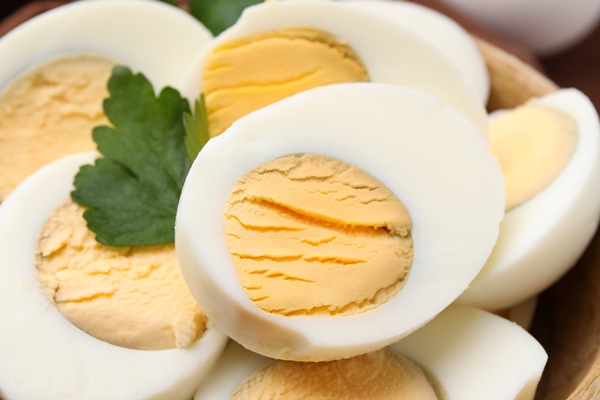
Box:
477, 38, 600, 400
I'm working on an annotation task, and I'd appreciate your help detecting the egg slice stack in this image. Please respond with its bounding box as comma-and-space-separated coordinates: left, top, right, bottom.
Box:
0, 0, 599, 399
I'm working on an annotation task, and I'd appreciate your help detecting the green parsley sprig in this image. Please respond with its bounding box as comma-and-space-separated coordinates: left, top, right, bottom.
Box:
71, 66, 209, 247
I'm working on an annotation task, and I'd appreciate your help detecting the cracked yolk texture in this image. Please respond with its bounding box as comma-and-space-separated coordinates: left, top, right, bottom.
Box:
490, 103, 578, 211
0, 54, 115, 200
36, 199, 207, 350
231, 348, 438, 400
223, 154, 413, 316
201, 27, 370, 137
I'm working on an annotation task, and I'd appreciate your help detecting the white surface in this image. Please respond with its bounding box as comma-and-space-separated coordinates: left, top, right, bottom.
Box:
176, 83, 505, 362
442, 0, 600, 55
0, 0, 213, 94
459, 89, 600, 310
0, 152, 228, 400
393, 305, 547, 400
180, 0, 488, 138
344, 0, 489, 104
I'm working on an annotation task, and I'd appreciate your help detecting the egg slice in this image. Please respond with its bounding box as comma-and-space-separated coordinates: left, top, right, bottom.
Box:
458, 88, 600, 310
0, 152, 228, 400
176, 83, 505, 362
180, 0, 488, 138
193, 304, 547, 399
391, 305, 547, 400
0, 0, 212, 200
342, 0, 490, 104
0, 0, 212, 93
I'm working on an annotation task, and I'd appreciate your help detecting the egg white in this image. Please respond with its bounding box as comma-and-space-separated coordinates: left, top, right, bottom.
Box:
504, 296, 538, 331
342, 0, 490, 104
180, 0, 488, 138
176, 83, 505, 362
0, 0, 213, 94
391, 305, 547, 400
458, 88, 600, 310
193, 305, 547, 400
0, 152, 228, 400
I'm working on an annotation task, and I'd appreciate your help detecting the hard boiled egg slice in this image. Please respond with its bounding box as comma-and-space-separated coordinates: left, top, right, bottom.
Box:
0, 152, 228, 400
458, 88, 600, 310
342, 0, 490, 104
391, 305, 547, 400
181, 0, 487, 138
0, 0, 211, 93
176, 83, 505, 362
193, 305, 547, 399
0, 0, 212, 200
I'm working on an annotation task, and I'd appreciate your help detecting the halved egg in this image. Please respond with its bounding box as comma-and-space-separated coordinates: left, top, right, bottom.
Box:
458, 88, 600, 310
0, 0, 211, 93
0, 0, 212, 200
0, 152, 228, 399
180, 0, 487, 138
193, 305, 547, 399
175, 83, 505, 362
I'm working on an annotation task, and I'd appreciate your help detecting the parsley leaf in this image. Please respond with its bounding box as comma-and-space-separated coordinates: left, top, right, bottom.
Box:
188, 0, 262, 35
71, 66, 196, 247
183, 94, 211, 163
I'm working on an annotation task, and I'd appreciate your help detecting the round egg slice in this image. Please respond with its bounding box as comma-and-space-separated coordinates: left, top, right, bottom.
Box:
193, 305, 547, 399
176, 83, 505, 362
0, 0, 212, 200
342, 0, 490, 104
458, 88, 600, 310
180, 0, 488, 138
0, 0, 212, 92
0, 152, 228, 400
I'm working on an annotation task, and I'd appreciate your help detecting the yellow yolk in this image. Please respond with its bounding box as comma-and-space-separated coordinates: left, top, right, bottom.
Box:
202, 27, 370, 137
36, 199, 207, 350
0, 54, 116, 200
231, 348, 438, 400
223, 154, 413, 316
490, 103, 578, 211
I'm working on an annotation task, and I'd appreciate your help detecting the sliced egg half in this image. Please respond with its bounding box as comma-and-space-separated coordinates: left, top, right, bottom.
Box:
176, 83, 505, 362
193, 305, 547, 399
0, 0, 212, 93
180, 0, 488, 138
0, 152, 228, 400
0, 0, 213, 200
458, 88, 600, 310
342, 0, 490, 104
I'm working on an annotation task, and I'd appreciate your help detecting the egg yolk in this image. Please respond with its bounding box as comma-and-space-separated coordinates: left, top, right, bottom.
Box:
223, 154, 413, 316
231, 348, 438, 399
0, 54, 115, 201
202, 27, 370, 137
36, 199, 207, 350
489, 103, 578, 211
